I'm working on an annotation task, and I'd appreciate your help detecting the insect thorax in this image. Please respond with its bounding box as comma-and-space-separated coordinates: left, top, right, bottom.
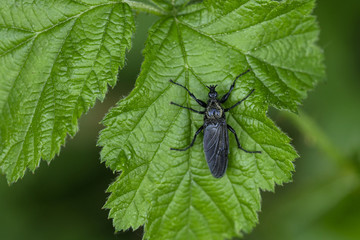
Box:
205, 99, 224, 119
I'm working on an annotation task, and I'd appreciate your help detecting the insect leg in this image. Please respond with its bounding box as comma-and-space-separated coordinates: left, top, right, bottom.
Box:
220, 69, 251, 103
170, 102, 205, 114
224, 89, 255, 112
169, 80, 207, 107
170, 126, 204, 151
227, 124, 261, 153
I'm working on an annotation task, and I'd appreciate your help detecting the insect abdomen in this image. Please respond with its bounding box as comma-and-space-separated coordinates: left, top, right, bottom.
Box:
203, 120, 229, 178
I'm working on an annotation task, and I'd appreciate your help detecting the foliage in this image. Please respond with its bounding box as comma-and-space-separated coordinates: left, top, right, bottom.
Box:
99, 0, 324, 239
0, 0, 134, 182
0, 0, 324, 239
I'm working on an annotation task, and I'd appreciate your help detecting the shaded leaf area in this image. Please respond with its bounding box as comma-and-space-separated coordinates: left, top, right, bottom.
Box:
150, 0, 191, 11
99, 0, 324, 239
0, 0, 135, 183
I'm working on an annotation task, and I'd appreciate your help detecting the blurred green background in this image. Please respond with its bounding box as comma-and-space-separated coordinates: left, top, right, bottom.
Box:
0, 0, 359, 239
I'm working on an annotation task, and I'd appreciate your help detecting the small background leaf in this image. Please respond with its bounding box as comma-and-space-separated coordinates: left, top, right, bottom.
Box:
0, 0, 135, 183
99, 0, 324, 239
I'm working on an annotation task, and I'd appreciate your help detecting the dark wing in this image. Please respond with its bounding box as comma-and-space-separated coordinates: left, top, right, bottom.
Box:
203, 120, 229, 178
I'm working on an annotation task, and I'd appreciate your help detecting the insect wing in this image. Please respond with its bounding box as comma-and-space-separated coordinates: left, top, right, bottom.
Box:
203, 121, 229, 178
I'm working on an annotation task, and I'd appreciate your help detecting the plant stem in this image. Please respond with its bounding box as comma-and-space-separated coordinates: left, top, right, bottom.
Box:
280, 110, 354, 172
124, 0, 167, 16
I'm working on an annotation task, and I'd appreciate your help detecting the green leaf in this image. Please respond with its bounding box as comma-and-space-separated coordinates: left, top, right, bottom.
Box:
99, 0, 324, 239
0, 0, 135, 183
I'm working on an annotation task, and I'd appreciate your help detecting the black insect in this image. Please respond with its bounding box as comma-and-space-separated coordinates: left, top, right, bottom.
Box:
169, 69, 261, 178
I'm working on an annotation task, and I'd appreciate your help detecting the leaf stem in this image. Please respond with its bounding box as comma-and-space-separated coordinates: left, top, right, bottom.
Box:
280, 110, 354, 172
124, 0, 167, 16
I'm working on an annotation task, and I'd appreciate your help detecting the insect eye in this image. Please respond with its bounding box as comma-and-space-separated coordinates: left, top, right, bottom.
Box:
208, 92, 217, 98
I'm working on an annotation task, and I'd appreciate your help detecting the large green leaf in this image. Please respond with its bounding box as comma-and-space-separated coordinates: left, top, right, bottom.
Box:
99, 0, 324, 239
0, 0, 135, 183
